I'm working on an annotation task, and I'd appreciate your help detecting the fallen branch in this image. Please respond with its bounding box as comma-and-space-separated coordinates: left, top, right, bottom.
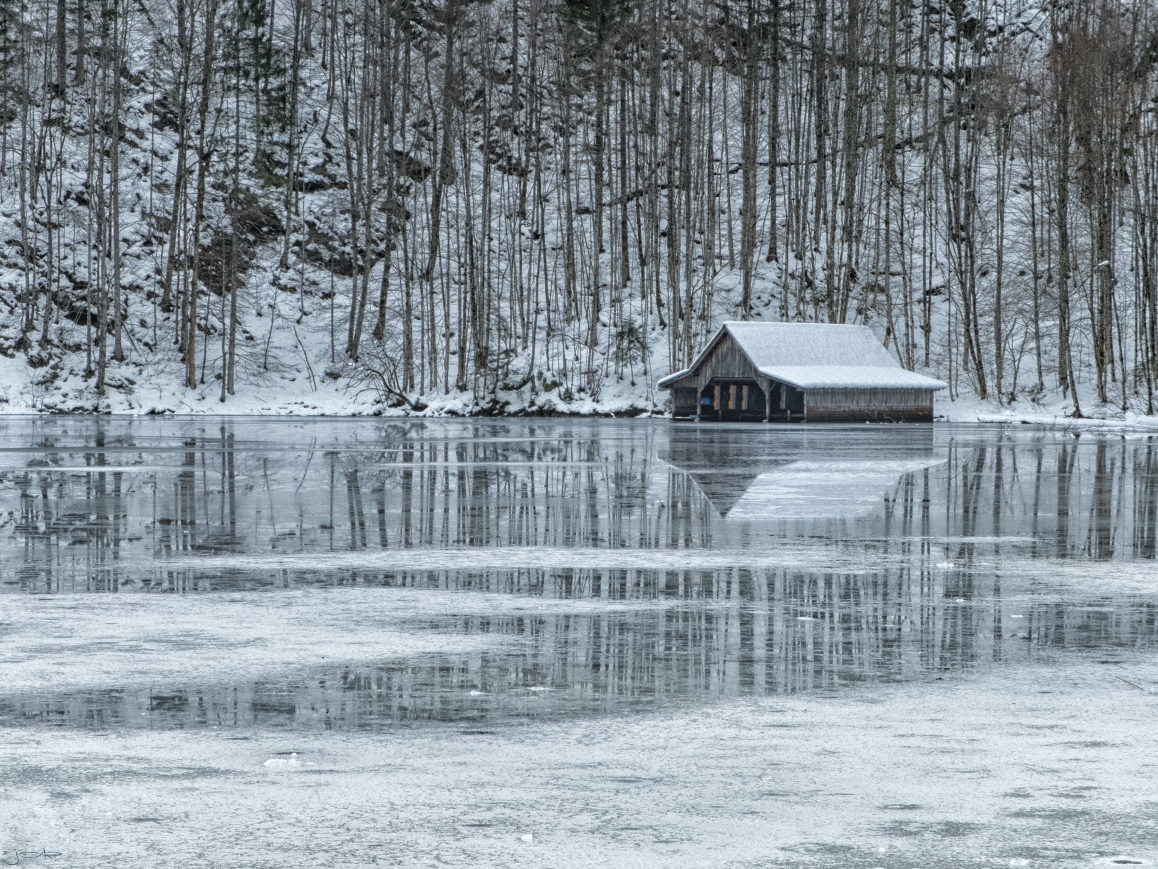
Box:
1114, 675, 1148, 692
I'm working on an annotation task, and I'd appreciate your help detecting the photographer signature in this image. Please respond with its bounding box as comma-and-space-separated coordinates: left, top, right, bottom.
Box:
2, 850, 62, 865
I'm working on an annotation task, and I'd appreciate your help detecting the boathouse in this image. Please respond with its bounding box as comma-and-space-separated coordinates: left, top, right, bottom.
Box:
657, 322, 946, 422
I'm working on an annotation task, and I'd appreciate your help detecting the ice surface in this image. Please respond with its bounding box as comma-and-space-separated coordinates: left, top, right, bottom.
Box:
1, 659, 1156, 867
0, 588, 513, 693
1, 418, 1157, 867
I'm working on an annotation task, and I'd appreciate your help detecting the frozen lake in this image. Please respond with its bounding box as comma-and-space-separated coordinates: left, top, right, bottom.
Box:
1, 417, 1156, 867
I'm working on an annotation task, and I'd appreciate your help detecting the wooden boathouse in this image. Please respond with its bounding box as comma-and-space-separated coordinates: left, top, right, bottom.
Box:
657, 322, 946, 423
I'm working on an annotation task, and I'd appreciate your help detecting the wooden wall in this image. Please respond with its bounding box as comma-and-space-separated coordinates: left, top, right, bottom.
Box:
664, 332, 760, 396
806, 388, 934, 422
700, 332, 755, 382
806, 388, 933, 410
671, 387, 699, 416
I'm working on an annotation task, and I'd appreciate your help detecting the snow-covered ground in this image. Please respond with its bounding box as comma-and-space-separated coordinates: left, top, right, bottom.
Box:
5, 344, 1158, 430
0, 341, 669, 417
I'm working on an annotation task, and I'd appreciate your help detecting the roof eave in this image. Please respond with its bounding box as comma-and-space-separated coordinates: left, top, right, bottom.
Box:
656, 323, 733, 390
656, 369, 691, 389
759, 367, 949, 390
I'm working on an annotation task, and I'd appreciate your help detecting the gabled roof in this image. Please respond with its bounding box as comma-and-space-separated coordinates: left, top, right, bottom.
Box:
658, 322, 947, 390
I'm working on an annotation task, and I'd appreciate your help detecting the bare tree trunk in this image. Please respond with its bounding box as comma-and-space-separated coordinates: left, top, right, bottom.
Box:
111, 0, 124, 362
738, 0, 759, 319
187, 0, 218, 390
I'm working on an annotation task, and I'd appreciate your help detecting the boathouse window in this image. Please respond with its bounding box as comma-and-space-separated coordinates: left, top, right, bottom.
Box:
742, 385, 748, 410
714, 385, 720, 410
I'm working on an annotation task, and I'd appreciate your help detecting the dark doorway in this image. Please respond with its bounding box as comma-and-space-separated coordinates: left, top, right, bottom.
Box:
765, 382, 804, 422
698, 380, 767, 422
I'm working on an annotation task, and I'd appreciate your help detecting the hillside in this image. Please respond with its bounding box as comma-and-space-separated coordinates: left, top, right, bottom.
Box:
0, 0, 1155, 419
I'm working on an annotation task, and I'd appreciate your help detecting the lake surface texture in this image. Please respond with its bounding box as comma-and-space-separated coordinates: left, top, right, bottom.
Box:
1, 417, 1155, 867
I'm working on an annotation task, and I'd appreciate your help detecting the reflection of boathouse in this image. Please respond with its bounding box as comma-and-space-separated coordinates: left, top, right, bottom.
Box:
662, 426, 944, 520
658, 322, 946, 422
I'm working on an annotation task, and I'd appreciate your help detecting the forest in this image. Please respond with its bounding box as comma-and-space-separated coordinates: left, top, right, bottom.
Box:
0, 0, 1155, 415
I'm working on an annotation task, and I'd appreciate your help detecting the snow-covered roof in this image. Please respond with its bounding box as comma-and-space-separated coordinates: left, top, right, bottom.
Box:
658, 322, 946, 390
758, 365, 943, 389
657, 368, 693, 388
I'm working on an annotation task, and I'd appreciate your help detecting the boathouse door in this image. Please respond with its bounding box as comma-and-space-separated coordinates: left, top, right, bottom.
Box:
699, 380, 767, 422
764, 381, 805, 421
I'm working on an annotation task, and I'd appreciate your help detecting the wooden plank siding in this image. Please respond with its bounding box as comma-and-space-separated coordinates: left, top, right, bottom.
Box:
806, 388, 934, 423
700, 333, 755, 381
806, 388, 933, 410
663, 332, 773, 397
670, 387, 699, 417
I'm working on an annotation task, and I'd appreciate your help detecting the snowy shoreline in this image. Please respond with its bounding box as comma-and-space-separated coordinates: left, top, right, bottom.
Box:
5, 349, 1158, 428
4, 392, 1158, 432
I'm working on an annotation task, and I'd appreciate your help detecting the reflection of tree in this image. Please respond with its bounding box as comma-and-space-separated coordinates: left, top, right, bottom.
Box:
4, 426, 1158, 584
3, 423, 1158, 730
5, 426, 1158, 590
1134, 444, 1158, 560
7, 562, 1156, 733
